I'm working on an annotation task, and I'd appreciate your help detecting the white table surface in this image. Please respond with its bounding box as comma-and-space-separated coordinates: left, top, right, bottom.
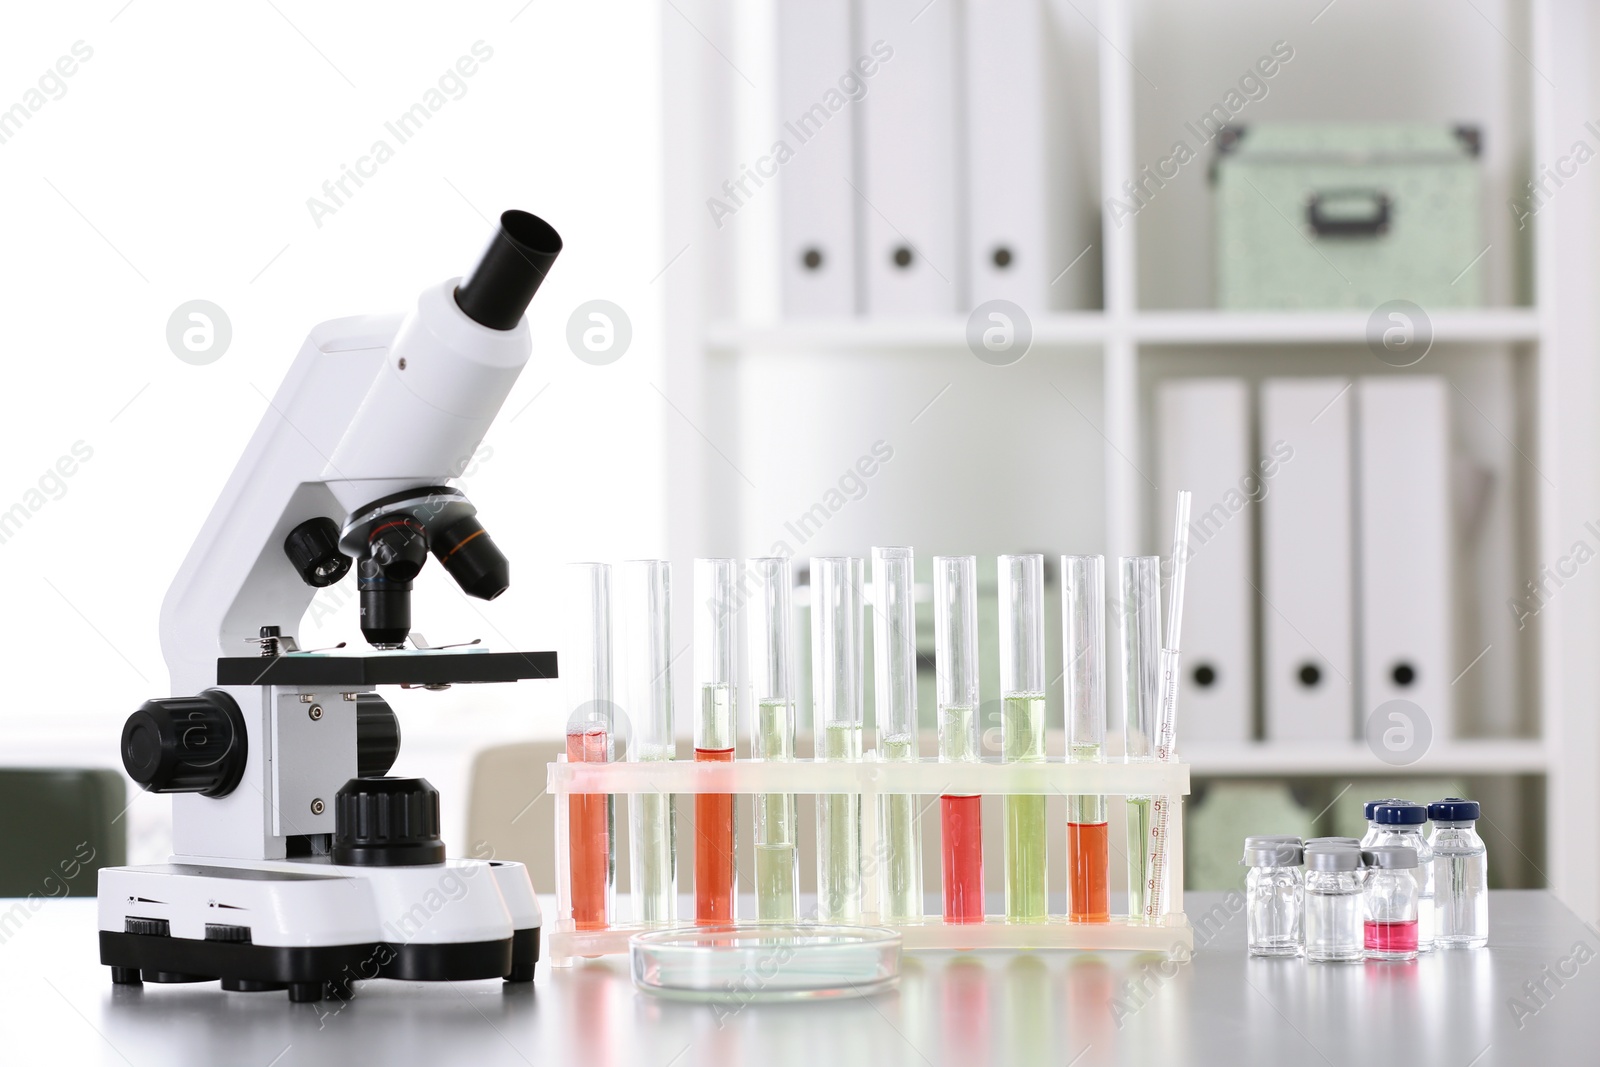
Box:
1, 892, 1596, 1066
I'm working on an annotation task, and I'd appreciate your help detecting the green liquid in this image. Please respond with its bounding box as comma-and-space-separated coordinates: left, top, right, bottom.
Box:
631, 788, 676, 924
938, 704, 979, 763
817, 722, 863, 923
878, 734, 923, 922
1126, 795, 1152, 920
1003, 693, 1047, 923
754, 698, 797, 922
755, 843, 798, 921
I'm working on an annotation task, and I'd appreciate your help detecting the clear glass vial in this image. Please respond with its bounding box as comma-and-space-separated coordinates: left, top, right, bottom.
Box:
1371, 802, 1434, 951
1360, 799, 1407, 848
1429, 798, 1489, 949
1362, 845, 1420, 961
1303, 843, 1365, 963
1242, 836, 1304, 957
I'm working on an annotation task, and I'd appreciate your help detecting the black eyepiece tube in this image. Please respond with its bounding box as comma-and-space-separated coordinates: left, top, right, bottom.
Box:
454, 210, 563, 330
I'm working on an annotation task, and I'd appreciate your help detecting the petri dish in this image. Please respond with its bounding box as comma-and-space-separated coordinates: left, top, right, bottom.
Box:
629, 924, 901, 1001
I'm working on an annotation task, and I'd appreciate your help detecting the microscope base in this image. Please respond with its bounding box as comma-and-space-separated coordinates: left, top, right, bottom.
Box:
97, 857, 540, 1003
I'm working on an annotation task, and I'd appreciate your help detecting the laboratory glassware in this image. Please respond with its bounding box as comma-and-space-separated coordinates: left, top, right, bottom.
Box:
694, 558, 738, 924
1062, 555, 1109, 922
567, 562, 615, 930
1243, 836, 1303, 957
873, 547, 924, 922
1371, 802, 1434, 951
999, 554, 1048, 923
1361, 798, 1407, 848
1428, 798, 1488, 948
749, 557, 799, 923
813, 556, 866, 924
934, 555, 984, 923
1362, 845, 1421, 960
1304, 843, 1365, 962
1144, 491, 1193, 922
623, 560, 677, 925
1118, 555, 1161, 921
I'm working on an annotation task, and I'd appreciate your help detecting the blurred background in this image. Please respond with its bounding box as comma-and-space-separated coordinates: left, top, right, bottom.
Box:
1, 0, 1597, 923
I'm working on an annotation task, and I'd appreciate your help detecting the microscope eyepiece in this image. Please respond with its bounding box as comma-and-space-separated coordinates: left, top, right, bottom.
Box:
453, 210, 563, 331
432, 516, 510, 601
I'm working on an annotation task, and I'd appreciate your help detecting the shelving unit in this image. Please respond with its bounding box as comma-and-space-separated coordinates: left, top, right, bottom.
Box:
660, 0, 1600, 917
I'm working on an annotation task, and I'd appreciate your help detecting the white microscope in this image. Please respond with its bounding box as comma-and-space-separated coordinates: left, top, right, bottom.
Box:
97, 210, 562, 1003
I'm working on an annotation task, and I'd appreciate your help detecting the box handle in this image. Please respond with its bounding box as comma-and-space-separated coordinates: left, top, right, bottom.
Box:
1306, 189, 1391, 237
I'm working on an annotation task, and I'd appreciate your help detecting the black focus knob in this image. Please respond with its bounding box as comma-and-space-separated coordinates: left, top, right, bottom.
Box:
355, 694, 402, 778
283, 517, 352, 588
332, 777, 445, 867
122, 691, 247, 798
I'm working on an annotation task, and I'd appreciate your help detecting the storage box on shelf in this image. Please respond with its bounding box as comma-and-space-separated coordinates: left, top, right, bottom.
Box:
545, 755, 1193, 965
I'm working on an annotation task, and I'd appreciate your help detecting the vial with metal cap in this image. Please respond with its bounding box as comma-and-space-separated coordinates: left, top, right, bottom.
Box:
1361, 798, 1407, 848
1362, 845, 1420, 961
1371, 802, 1435, 951
1242, 836, 1304, 957
1429, 798, 1488, 948
1303, 843, 1365, 962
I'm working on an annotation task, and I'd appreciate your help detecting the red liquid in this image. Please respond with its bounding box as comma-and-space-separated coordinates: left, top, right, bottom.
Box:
1365, 919, 1419, 954
941, 794, 984, 923
695, 747, 736, 924
566, 728, 610, 930
1068, 821, 1109, 922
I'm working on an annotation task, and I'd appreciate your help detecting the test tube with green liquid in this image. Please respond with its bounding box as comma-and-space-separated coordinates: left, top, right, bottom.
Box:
748, 557, 799, 922
998, 554, 1047, 923
1118, 555, 1161, 920
812, 556, 865, 924
622, 559, 676, 926
872, 546, 923, 922
1063, 555, 1109, 922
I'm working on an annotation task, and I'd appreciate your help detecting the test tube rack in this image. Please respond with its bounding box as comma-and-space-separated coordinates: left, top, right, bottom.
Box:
546, 754, 1191, 966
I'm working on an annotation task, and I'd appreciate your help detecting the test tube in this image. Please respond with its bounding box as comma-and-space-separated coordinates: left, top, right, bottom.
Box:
622, 560, 676, 926
566, 562, 615, 931
1063, 555, 1109, 923
998, 554, 1048, 923
934, 556, 984, 924
694, 558, 738, 924
748, 557, 799, 922
873, 546, 923, 923
812, 556, 865, 924
1118, 556, 1161, 920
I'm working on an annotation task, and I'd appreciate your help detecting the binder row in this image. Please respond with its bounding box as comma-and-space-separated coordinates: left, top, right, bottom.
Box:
1157, 376, 1453, 744
778, 0, 1050, 317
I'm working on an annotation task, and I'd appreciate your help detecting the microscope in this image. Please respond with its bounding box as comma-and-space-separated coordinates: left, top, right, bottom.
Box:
97, 210, 562, 1003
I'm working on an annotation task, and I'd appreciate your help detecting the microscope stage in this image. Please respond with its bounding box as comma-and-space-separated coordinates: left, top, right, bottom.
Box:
215, 649, 557, 687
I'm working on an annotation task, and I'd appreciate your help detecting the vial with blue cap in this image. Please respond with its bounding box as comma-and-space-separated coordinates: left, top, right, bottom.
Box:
1360, 798, 1407, 848
1429, 798, 1488, 948
1370, 802, 1434, 951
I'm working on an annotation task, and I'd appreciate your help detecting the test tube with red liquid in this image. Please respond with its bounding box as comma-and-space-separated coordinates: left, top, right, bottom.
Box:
694, 558, 738, 924
1062, 555, 1109, 922
933, 555, 983, 923
566, 562, 615, 930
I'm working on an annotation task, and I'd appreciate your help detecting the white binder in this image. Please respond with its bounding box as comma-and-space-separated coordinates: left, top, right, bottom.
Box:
1260, 377, 1356, 743
1355, 376, 1453, 737
1157, 379, 1253, 743
964, 0, 1049, 311
859, 0, 963, 314
777, 0, 858, 317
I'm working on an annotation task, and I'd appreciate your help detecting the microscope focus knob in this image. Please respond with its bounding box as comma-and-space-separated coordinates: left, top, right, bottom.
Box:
355, 694, 402, 778
331, 776, 445, 866
283, 517, 352, 588
121, 691, 248, 798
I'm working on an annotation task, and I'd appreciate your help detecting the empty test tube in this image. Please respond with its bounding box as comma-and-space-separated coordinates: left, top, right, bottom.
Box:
748, 557, 799, 922
622, 560, 677, 926
812, 556, 866, 924
873, 546, 923, 923
999, 554, 1048, 923
1063, 555, 1109, 923
694, 558, 738, 924
566, 562, 615, 931
1118, 556, 1161, 920
934, 556, 984, 924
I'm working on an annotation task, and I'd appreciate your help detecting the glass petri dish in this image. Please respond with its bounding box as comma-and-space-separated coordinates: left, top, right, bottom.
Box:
630, 924, 901, 1002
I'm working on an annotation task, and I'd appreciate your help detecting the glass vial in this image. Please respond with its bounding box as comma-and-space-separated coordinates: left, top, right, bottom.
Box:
622, 560, 677, 926
748, 557, 799, 923
565, 562, 615, 931
693, 558, 738, 925
1062, 555, 1109, 923
934, 555, 984, 924
1371, 802, 1434, 951
1428, 798, 1488, 948
1303, 843, 1365, 962
873, 547, 924, 922
1243, 836, 1304, 957
1118, 556, 1161, 920
1362, 845, 1421, 960
812, 556, 866, 924
998, 554, 1048, 923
